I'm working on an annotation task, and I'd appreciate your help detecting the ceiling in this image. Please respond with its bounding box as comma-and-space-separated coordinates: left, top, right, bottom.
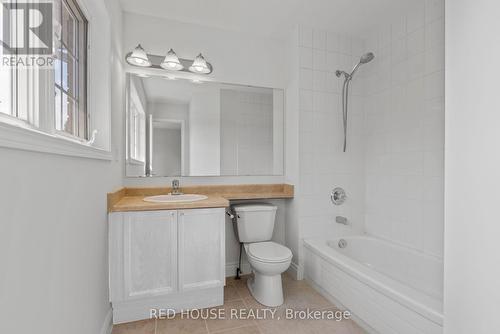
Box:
119, 0, 417, 39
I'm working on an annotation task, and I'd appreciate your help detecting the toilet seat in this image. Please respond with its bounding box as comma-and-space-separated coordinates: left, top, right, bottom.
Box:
246, 241, 292, 263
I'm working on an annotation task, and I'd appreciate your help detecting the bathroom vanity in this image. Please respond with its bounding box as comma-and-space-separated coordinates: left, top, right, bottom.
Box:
109, 207, 225, 323
107, 184, 293, 324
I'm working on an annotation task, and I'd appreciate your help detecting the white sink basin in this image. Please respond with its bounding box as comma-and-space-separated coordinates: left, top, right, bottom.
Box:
143, 194, 208, 203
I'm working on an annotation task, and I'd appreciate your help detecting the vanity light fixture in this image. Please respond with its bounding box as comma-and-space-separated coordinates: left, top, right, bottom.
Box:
126, 44, 213, 74
189, 53, 211, 74
161, 49, 183, 71
126, 44, 152, 67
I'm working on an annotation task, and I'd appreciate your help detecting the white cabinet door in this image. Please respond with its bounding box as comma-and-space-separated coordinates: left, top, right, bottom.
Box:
123, 210, 177, 299
178, 208, 225, 291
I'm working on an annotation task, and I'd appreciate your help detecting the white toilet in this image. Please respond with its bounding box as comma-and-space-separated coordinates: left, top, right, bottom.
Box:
232, 203, 292, 307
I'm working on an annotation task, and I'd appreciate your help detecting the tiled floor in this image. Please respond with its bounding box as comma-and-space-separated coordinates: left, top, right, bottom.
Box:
112, 274, 367, 334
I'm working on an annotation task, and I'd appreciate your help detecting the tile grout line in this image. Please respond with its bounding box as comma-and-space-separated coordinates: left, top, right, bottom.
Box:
209, 323, 257, 334
203, 318, 210, 334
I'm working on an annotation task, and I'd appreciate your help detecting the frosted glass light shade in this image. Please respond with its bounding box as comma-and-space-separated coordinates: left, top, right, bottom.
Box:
126, 44, 152, 67
160, 49, 184, 71
189, 53, 210, 74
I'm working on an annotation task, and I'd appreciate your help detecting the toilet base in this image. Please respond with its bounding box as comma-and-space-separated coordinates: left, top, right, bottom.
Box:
247, 272, 284, 307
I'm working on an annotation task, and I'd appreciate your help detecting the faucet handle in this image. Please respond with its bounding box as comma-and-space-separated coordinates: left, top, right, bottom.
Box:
172, 179, 179, 188
335, 216, 349, 225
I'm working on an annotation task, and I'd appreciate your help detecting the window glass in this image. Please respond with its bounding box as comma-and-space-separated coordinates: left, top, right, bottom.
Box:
54, 0, 87, 139
0, 68, 12, 116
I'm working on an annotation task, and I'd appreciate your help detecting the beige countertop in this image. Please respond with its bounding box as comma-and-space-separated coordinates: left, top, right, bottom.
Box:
108, 184, 294, 212
110, 195, 230, 212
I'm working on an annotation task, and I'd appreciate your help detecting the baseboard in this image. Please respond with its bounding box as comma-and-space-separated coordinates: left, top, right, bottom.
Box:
100, 308, 113, 334
225, 261, 252, 277
286, 262, 300, 280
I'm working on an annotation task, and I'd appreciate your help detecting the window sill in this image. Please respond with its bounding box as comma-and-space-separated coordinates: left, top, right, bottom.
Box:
0, 120, 112, 160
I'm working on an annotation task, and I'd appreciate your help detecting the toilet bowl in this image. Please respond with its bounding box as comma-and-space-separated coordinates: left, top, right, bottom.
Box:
232, 203, 293, 307
244, 241, 292, 307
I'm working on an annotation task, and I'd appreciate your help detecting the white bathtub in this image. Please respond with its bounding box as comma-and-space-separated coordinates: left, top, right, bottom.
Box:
303, 236, 443, 334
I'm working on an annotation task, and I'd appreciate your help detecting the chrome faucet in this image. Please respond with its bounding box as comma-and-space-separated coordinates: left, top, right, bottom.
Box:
171, 179, 183, 195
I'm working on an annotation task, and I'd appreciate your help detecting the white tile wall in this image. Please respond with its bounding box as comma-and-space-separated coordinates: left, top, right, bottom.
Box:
297, 26, 366, 240
363, 1, 444, 258
293, 3, 444, 265
220, 89, 274, 175
294, 0, 444, 265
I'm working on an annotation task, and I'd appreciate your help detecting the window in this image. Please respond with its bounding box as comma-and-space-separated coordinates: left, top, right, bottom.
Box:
0, 0, 112, 159
128, 83, 146, 163
0, 2, 39, 126
54, 0, 88, 139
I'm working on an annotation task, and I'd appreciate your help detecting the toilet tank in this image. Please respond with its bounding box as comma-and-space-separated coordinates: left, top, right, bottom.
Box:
232, 203, 277, 243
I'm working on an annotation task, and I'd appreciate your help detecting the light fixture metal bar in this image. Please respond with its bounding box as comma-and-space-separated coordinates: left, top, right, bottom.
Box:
125, 52, 213, 74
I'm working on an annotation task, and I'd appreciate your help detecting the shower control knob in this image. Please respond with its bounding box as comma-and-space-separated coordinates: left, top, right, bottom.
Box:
331, 187, 346, 205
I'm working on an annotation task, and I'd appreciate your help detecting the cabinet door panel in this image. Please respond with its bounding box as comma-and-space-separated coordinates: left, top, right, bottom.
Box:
124, 210, 177, 298
178, 208, 225, 291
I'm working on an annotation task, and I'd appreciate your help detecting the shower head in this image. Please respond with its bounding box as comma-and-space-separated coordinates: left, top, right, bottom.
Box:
360, 52, 375, 64
349, 52, 375, 77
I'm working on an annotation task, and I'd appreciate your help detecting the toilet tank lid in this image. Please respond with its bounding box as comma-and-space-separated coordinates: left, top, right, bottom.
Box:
232, 203, 277, 212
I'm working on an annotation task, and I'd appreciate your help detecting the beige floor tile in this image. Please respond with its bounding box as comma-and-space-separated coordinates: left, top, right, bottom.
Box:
226, 274, 251, 286
205, 300, 256, 333
225, 284, 242, 302
347, 320, 368, 334
256, 318, 308, 334
111, 319, 155, 334
282, 285, 333, 310
231, 275, 253, 300
111, 278, 366, 334
211, 324, 261, 334
241, 296, 285, 324
282, 273, 309, 291
156, 316, 207, 334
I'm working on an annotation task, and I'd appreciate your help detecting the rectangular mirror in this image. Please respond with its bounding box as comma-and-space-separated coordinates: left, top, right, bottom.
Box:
125, 74, 285, 177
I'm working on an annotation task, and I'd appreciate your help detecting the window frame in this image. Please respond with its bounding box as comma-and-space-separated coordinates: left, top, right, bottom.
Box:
127, 81, 146, 164
54, 0, 89, 141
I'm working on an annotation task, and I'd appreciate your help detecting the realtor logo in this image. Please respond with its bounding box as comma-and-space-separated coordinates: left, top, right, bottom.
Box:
1, 1, 52, 55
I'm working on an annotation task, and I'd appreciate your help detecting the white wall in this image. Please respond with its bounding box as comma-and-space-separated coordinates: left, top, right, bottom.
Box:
284, 26, 301, 274
152, 128, 182, 176
362, 0, 445, 258
189, 87, 220, 175
444, 1, 500, 333
0, 1, 124, 333
123, 12, 287, 89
